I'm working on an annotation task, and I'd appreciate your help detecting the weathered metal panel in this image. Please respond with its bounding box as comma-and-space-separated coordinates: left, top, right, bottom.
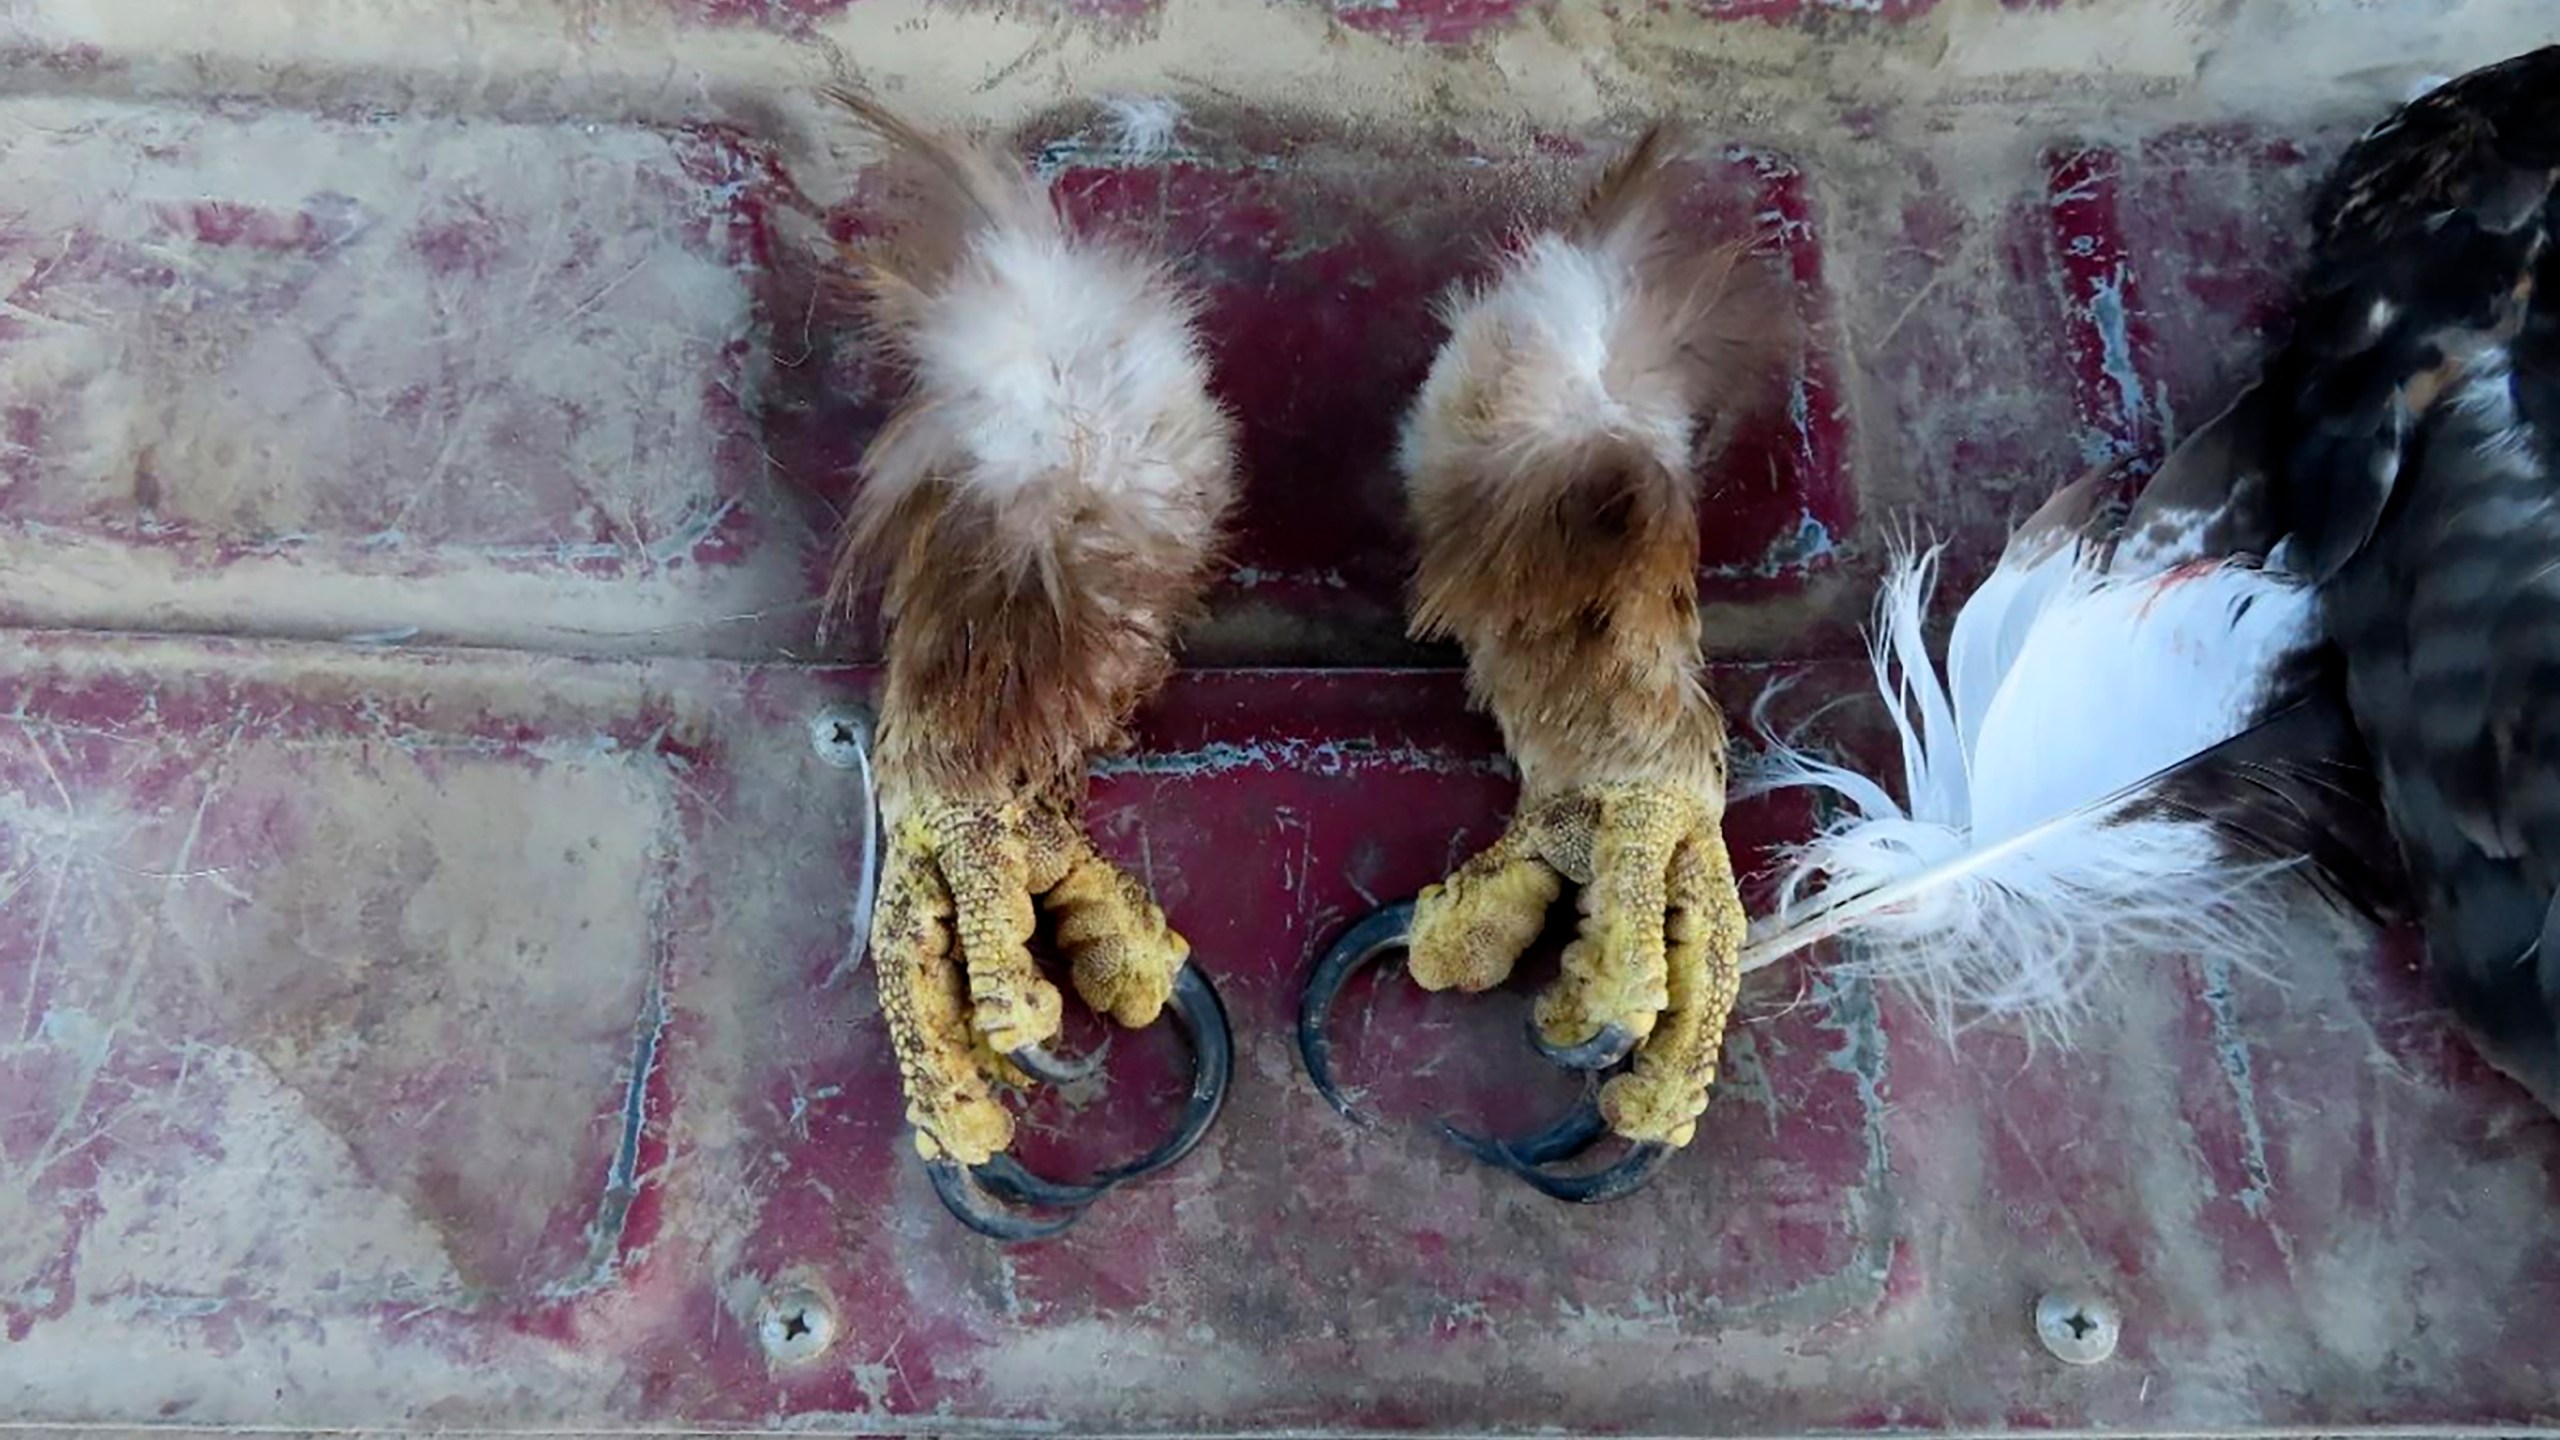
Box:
0, 6, 2555, 1429
2, 637, 2555, 1432
0, 102, 808, 656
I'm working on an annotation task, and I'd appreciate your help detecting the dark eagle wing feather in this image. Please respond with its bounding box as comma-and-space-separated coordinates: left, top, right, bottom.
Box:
2310, 51, 2560, 1108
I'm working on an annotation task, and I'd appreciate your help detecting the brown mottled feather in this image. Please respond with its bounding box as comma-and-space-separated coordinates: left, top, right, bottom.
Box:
1402, 127, 1792, 800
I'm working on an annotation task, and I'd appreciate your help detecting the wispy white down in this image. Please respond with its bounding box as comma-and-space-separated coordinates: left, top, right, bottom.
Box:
1100, 95, 1186, 159
862, 220, 1230, 558
1399, 233, 1699, 489
1742, 537, 2318, 1038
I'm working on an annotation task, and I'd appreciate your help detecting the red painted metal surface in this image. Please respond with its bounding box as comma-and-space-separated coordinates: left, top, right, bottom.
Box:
4, 636, 2555, 1430
1, 73, 2557, 1437
663, 0, 1941, 43
0, 106, 807, 656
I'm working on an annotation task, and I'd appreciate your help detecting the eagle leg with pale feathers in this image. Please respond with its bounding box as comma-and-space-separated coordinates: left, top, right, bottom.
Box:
1297, 130, 1788, 1201
828, 93, 1241, 1240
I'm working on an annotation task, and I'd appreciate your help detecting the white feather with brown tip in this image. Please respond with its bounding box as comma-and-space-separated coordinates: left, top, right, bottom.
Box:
1740, 467, 2335, 1035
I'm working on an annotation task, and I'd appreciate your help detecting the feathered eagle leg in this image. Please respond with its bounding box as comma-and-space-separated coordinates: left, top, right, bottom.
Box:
1295, 128, 1788, 1200
828, 92, 1240, 1239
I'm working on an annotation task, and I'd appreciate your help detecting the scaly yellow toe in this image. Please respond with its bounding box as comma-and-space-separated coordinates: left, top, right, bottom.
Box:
1046, 842, 1188, 1028
1599, 825, 1744, 1148
1408, 836, 1563, 993
871, 821, 1019, 1164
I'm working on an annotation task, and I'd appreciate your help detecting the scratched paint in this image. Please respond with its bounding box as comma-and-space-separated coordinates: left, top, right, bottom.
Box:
0, 641, 708, 1328
2080, 268, 2151, 461
2193, 954, 2276, 1222
5, 11, 2560, 1430
556, 975, 675, 1298
2045, 146, 2169, 471
0, 99, 805, 658
6, 643, 2560, 1430
1091, 736, 1512, 780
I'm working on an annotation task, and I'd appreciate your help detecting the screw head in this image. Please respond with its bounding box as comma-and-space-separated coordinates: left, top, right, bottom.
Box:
758, 1284, 838, 1365
2034, 1289, 2120, 1365
810, 704, 873, 771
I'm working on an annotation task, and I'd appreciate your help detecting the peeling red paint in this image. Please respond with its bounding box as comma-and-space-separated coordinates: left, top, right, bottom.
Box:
2044, 144, 2167, 471
1329, 0, 1535, 47
668, 0, 858, 27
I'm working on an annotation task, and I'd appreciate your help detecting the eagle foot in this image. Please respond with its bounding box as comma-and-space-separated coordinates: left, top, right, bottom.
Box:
1295, 781, 1743, 1202
872, 792, 1230, 1239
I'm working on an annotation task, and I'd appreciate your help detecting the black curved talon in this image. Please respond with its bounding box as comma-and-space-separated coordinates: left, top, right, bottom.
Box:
1090, 962, 1233, 1190
1297, 901, 1416, 1124
1441, 1097, 1675, 1204
927, 1158, 1087, 1242
970, 1153, 1110, 1210
926, 964, 1234, 1242
1527, 1017, 1637, 1072
1298, 902, 1677, 1204
1499, 1136, 1674, 1205
1437, 1094, 1609, 1169
1007, 1040, 1107, 1087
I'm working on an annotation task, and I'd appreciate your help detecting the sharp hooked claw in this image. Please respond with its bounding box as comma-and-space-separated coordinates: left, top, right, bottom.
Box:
1436, 1096, 1674, 1204
925, 965, 1233, 1242
927, 1158, 1087, 1242
1436, 1093, 1609, 1168
1527, 1017, 1637, 1071
1482, 1132, 1674, 1206
970, 1153, 1109, 1210
1297, 901, 1416, 1125
1097, 962, 1233, 1188
1006, 1041, 1108, 1087
1302, 897, 1684, 1204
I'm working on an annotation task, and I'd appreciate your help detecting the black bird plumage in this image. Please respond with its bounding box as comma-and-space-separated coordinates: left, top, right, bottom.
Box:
2265, 47, 2560, 1111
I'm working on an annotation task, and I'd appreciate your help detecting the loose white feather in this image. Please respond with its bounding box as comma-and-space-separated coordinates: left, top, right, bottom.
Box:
1100, 95, 1186, 160
1742, 528, 2320, 1036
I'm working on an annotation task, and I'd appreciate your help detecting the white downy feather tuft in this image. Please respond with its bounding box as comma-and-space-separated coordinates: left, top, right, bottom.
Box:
1100, 95, 1186, 159
828, 94, 1239, 796
856, 218, 1230, 566
1400, 233, 1704, 496
1743, 533, 2320, 1036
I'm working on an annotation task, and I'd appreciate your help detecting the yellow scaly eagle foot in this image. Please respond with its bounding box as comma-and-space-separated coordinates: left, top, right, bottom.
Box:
1293, 120, 1783, 1204
871, 789, 1232, 1241
1298, 779, 1746, 1203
